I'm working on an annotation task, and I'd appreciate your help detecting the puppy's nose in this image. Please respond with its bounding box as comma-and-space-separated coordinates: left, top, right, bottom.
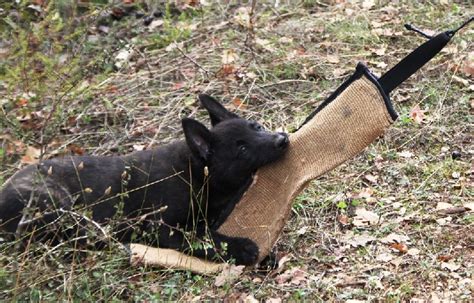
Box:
275, 133, 289, 150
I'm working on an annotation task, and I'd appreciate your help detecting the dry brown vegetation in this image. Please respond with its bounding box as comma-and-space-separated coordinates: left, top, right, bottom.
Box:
0, 1, 473, 301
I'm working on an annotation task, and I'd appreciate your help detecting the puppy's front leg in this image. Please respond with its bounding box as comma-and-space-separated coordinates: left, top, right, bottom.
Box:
156, 225, 259, 265
207, 230, 259, 266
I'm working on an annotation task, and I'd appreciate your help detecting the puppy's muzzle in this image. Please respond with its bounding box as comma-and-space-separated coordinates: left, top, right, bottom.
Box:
274, 133, 289, 150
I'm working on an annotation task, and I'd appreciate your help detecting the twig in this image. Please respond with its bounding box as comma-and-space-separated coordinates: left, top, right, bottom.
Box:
244, 0, 258, 48
15, 190, 36, 239
136, 205, 169, 223
437, 207, 469, 215
260, 79, 318, 88
57, 208, 112, 242
243, 78, 257, 105
176, 45, 210, 76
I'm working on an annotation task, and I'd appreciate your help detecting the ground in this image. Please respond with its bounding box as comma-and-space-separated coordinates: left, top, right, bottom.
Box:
0, 1, 473, 301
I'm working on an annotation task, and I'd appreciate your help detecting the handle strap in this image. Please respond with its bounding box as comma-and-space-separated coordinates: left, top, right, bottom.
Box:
379, 17, 473, 95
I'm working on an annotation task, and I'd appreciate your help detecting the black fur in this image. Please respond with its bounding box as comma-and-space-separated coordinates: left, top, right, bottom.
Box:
0, 94, 288, 265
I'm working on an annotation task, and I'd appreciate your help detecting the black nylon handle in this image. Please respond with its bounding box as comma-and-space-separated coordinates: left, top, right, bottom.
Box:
378, 31, 452, 94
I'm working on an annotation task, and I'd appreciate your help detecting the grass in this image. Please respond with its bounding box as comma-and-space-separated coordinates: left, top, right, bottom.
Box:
1, 0, 473, 301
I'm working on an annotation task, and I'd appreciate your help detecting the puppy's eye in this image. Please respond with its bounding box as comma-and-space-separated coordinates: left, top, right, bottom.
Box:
236, 140, 247, 155
251, 123, 263, 131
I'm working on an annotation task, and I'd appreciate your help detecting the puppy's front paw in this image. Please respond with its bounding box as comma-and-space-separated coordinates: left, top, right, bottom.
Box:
227, 237, 259, 266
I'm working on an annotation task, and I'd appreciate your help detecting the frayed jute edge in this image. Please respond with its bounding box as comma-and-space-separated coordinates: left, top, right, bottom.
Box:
129, 243, 225, 275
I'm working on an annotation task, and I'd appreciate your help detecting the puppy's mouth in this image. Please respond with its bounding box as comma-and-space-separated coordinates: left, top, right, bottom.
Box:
274, 132, 289, 151
261, 132, 289, 166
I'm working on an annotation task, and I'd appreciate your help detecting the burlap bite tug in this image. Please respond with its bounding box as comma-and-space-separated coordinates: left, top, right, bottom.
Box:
218, 64, 396, 261
130, 19, 472, 272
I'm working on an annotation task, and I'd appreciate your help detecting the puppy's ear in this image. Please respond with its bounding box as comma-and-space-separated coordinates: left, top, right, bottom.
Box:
198, 94, 239, 126
182, 118, 213, 161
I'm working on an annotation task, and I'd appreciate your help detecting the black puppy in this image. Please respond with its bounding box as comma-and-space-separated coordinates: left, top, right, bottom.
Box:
0, 95, 289, 265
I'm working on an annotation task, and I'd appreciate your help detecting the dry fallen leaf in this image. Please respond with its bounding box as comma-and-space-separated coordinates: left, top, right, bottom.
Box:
232, 97, 247, 109
343, 232, 376, 247
373, 47, 386, 56
371, 28, 396, 37
362, 0, 375, 9
255, 38, 275, 52
337, 214, 349, 225
410, 105, 426, 124
376, 253, 394, 262
452, 75, 469, 87
436, 202, 454, 210
278, 37, 293, 44
353, 207, 379, 226
243, 294, 258, 303
437, 255, 453, 262
326, 55, 340, 64
407, 248, 420, 256
289, 268, 308, 285
275, 267, 308, 285
350, 187, 374, 200
277, 254, 292, 272
389, 242, 408, 253
148, 19, 164, 31
233, 7, 252, 28
380, 233, 410, 244
370, 20, 383, 28
68, 144, 85, 155
437, 206, 468, 215
332, 67, 347, 77
0, 134, 26, 155
464, 202, 474, 211
376, 59, 389, 68
183, 0, 200, 7
219, 64, 236, 77
296, 226, 309, 236
296, 45, 306, 55
398, 150, 414, 158
359, 187, 374, 199
172, 82, 185, 91
114, 47, 132, 69
214, 264, 245, 287
246, 71, 257, 79
199, 0, 211, 6
364, 174, 378, 184
132, 144, 145, 151
462, 52, 474, 77
17, 97, 28, 107
165, 42, 184, 52
222, 49, 238, 65
441, 261, 461, 272
21, 146, 41, 164
436, 216, 452, 225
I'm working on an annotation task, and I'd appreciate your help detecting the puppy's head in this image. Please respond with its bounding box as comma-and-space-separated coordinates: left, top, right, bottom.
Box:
182, 95, 288, 186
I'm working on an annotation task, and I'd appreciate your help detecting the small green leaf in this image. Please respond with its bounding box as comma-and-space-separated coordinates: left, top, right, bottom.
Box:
337, 201, 347, 209
351, 199, 361, 207
92, 271, 101, 278
3, 17, 18, 30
